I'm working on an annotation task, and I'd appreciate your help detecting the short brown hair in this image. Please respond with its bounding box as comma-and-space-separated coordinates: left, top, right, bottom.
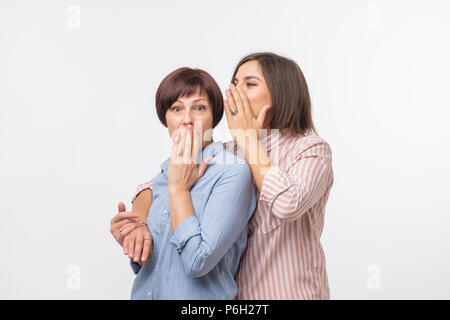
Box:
156, 67, 223, 128
231, 52, 317, 135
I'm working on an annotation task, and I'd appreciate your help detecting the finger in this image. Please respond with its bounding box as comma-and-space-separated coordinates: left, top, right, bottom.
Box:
176, 129, 186, 159
118, 202, 126, 213
183, 130, 192, 163
120, 221, 143, 232
224, 99, 232, 120
235, 85, 253, 118
171, 134, 181, 158
229, 84, 244, 114
225, 89, 238, 113
123, 237, 128, 255
111, 211, 139, 224
198, 157, 213, 178
120, 222, 142, 238
223, 99, 237, 137
111, 218, 140, 236
174, 132, 181, 144
133, 233, 144, 263
141, 235, 153, 263
128, 236, 135, 259
192, 126, 201, 165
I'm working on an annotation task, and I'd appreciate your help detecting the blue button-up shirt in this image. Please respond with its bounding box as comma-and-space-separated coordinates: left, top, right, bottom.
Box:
130, 141, 257, 300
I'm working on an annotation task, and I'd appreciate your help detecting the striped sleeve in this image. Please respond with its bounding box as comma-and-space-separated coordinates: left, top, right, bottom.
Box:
131, 178, 153, 204
259, 140, 333, 221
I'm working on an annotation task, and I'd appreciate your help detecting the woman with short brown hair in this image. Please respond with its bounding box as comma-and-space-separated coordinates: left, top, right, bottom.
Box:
110, 67, 257, 299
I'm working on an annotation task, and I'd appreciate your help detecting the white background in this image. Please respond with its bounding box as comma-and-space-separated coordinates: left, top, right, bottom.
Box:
1, 0, 449, 299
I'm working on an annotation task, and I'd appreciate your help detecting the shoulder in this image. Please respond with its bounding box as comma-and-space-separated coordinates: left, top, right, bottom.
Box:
289, 134, 332, 158
213, 148, 251, 176
205, 147, 252, 187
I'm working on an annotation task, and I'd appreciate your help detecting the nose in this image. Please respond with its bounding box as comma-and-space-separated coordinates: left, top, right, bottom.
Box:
182, 110, 193, 128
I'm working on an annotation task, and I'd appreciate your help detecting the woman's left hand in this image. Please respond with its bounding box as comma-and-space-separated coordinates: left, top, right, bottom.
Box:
168, 128, 212, 193
224, 83, 270, 141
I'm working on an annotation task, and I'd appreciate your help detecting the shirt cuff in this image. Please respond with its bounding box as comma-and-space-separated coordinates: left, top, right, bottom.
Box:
259, 165, 294, 207
130, 259, 141, 275
170, 216, 201, 254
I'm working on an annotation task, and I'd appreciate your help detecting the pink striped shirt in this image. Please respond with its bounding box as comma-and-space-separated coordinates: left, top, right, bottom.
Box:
132, 132, 333, 300
233, 132, 333, 299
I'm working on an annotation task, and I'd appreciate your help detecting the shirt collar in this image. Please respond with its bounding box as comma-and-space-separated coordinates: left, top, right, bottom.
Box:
160, 140, 223, 174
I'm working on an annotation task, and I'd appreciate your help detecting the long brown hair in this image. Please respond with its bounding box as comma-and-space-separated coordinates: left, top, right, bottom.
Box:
231, 52, 317, 136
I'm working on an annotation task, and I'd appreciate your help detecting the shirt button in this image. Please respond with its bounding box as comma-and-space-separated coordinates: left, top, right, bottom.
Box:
147, 291, 152, 298
163, 210, 168, 214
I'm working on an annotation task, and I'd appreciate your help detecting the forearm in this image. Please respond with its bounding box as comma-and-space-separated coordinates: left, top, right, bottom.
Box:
257, 141, 333, 221
169, 189, 194, 232
170, 164, 256, 278
244, 135, 272, 191
132, 189, 152, 223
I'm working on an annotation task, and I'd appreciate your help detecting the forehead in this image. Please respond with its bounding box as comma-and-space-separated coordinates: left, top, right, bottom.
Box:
176, 90, 209, 104
235, 60, 263, 78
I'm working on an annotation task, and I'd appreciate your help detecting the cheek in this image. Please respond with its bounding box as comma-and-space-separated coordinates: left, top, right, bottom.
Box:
166, 114, 182, 137
201, 116, 214, 146
201, 114, 213, 130
245, 91, 265, 116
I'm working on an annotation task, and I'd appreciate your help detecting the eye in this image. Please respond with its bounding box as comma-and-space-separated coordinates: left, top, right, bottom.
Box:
170, 106, 181, 112
246, 82, 257, 87
195, 105, 206, 111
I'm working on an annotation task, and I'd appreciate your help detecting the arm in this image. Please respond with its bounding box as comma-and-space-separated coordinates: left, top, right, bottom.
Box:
131, 179, 154, 219
243, 134, 273, 191
170, 163, 256, 278
132, 189, 153, 222
124, 180, 154, 273
259, 140, 333, 221
168, 189, 194, 232
167, 129, 212, 232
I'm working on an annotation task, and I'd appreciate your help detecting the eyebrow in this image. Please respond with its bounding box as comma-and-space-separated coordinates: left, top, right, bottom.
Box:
174, 98, 207, 103
233, 76, 261, 84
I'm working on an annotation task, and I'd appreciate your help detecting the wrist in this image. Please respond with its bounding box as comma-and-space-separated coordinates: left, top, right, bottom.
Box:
169, 185, 189, 195
242, 135, 262, 163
